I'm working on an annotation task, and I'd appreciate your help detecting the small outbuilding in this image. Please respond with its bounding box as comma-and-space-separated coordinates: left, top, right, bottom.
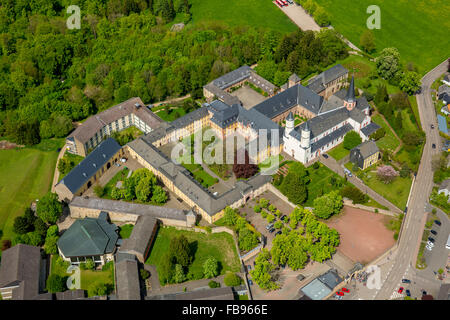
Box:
349, 140, 380, 170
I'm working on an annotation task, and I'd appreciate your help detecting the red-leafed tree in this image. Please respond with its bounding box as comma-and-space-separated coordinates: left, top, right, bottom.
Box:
233, 150, 258, 179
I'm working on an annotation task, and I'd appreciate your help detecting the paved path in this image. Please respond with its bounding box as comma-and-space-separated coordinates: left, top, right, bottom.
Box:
278, 3, 320, 32
51, 144, 67, 192
320, 156, 402, 213
151, 94, 191, 107
373, 58, 449, 300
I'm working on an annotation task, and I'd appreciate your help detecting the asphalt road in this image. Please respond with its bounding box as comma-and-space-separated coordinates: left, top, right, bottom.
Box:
374, 59, 449, 300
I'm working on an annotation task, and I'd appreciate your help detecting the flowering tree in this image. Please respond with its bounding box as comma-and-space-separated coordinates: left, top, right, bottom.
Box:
377, 165, 399, 184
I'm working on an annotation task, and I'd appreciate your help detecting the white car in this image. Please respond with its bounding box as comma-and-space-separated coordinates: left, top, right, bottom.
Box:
427, 241, 435, 247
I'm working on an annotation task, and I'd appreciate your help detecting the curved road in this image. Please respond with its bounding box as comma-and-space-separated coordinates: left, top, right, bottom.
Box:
374, 59, 449, 299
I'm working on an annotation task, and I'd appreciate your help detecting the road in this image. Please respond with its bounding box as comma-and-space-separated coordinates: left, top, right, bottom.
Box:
373, 59, 449, 300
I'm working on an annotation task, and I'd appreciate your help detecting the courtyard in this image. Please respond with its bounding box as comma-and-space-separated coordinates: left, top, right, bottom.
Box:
326, 206, 396, 264
230, 85, 268, 110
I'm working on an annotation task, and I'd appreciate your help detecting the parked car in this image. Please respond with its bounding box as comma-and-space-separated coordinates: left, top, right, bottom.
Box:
297, 274, 305, 282
434, 220, 442, 226
398, 287, 404, 294
406, 289, 411, 297
432, 143, 436, 149
336, 291, 344, 296
266, 223, 274, 230
425, 245, 433, 251
248, 279, 253, 286
275, 231, 282, 236
323, 154, 329, 159
344, 168, 352, 177
342, 288, 350, 293
401, 279, 411, 284
280, 215, 287, 221
335, 294, 343, 300
427, 241, 435, 247
268, 227, 275, 233
428, 237, 435, 243
430, 230, 437, 235
431, 124, 435, 129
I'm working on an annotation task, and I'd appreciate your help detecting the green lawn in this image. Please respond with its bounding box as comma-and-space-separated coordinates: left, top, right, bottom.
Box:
327, 143, 349, 161
146, 226, 240, 285
0, 146, 59, 241
372, 114, 401, 152
119, 224, 134, 239
189, 0, 297, 33
50, 255, 114, 297
59, 151, 84, 179
314, 0, 450, 73
102, 168, 130, 198
358, 167, 412, 210
153, 107, 186, 122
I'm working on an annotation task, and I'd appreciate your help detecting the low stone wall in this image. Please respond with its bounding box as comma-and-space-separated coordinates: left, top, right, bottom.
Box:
343, 199, 397, 217
266, 184, 297, 209
240, 244, 263, 262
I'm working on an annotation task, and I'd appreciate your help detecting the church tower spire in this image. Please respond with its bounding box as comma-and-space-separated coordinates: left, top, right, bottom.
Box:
344, 76, 356, 111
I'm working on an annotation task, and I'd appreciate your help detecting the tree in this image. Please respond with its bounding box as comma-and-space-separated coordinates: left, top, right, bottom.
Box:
374, 84, 389, 104
85, 258, 95, 270
174, 264, 185, 283
135, 176, 153, 202
44, 232, 58, 251
370, 127, 386, 141
140, 268, 150, 280
169, 235, 191, 267
13, 216, 33, 234
93, 184, 105, 198
375, 47, 401, 80
253, 204, 261, 213
238, 228, 259, 252
151, 185, 167, 204
203, 256, 219, 278
249, 249, 279, 291
377, 165, 399, 184
399, 71, 421, 95
46, 274, 66, 293
259, 198, 269, 208
88, 281, 110, 297
314, 6, 330, 27
279, 162, 309, 205
208, 280, 220, 288
232, 150, 258, 179
343, 131, 362, 150
360, 30, 376, 53
36, 192, 62, 225
340, 185, 366, 204
313, 191, 343, 219
224, 272, 242, 287
223, 207, 238, 226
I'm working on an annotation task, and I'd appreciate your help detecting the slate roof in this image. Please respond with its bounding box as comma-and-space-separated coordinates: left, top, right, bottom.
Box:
120, 215, 158, 258
253, 84, 323, 119
212, 65, 253, 89
310, 124, 353, 153
115, 253, 141, 300
207, 101, 240, 128
307, 64, 348, 94
203, 83, 241, 105
350, 140, 380, 159
55, 290, 86, 300
318, 269, 342, 290
147, 286, 234, 300
68, 97, 163, 144
360, 122, 381, 137
128, 136, 272, 216
0, 244, 41, 300
69, 196, 189, 222
57, 213, 118, 258
295, 108, 351, 139
57, 138, 121, 193
171, 107, 210, 129
345, 77, 356, 103
289, 73, 301, 83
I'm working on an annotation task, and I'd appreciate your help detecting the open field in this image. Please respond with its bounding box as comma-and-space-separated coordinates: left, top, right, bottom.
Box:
0, 147, 58, 240
326, 206, 395, 264
189, 0, 298, 33
146, 226, 240, 285
314, 0, 450, 73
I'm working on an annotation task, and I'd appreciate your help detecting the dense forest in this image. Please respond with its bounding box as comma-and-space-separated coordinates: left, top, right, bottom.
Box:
0, 0, 348, 145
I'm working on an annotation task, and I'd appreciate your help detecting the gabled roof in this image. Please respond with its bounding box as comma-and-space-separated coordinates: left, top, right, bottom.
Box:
68, 97, 163, 144
289, 73, 301, 83
360, 122, 381, 137
57, 214, 118, 258
57, 138, 121, 193
307, 64, 348, 94
212, 65, 253, 89
0, 244, 41, 300
345, 77, 355, 103
351, 140, 380, 159
207, 101, 240, 128
115, 253, 141, 300
120, 216, 158, 258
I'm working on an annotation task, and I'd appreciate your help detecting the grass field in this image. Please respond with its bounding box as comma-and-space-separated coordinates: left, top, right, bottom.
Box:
146, 226, 240, 285
119, 224, 134, 239
372, 114, 401, 152
189, 0, 297, 33
314, 0, 450, 73
327, 144, 349, 161
0, 147, 59, 241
